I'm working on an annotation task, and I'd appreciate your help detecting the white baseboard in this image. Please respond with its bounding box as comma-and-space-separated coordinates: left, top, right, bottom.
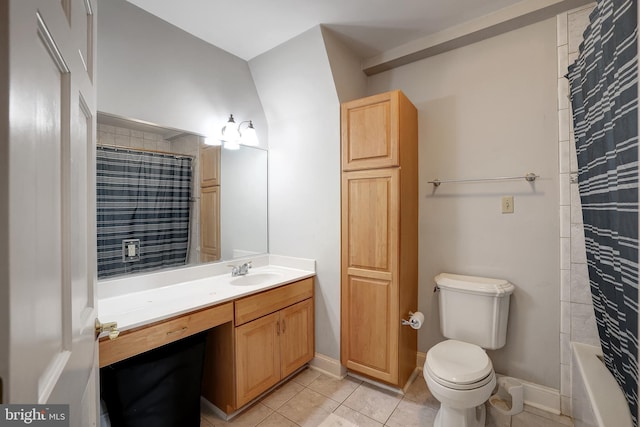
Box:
310, 353, 347, 379
488, 373, 561, 415
315, 351, 561, 415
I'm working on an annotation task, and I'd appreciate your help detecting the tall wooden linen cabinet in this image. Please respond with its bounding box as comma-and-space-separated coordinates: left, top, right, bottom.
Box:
200, 144, 221, 262
340, 90, 418, 388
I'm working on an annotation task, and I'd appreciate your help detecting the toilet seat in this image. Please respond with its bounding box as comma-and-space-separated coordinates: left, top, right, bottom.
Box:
426, 340, 494, 390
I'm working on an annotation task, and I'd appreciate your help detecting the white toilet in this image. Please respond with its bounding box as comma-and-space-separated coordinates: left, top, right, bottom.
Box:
423, 273, 515, 427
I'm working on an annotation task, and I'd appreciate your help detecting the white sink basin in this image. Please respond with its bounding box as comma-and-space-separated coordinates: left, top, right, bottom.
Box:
230, 272, 283, 286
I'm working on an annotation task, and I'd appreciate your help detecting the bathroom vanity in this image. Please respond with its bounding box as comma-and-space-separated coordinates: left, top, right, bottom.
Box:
97, 256, 315, 416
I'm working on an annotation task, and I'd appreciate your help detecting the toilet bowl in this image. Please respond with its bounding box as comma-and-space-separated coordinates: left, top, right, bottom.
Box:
425, 273, 515, 427
424, 340, 497, 427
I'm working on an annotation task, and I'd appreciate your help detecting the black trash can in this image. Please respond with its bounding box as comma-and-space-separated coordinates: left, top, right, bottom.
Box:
101, 332, 207, 427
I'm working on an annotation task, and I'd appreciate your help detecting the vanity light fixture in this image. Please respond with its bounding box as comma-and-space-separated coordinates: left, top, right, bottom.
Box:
212, 114, 259, 149
239, 120, 258, 147
221, 114, 240, 143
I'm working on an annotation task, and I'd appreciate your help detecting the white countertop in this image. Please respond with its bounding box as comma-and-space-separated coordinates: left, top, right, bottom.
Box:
98, 255, 315, 332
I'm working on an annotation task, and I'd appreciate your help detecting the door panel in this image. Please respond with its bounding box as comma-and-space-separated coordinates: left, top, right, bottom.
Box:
72, 0, 94, 79
72, 96, 93, 319
347, 101, 390, 161
280, 299, 314, 378
3, 0, 98, 424
200, 145, 221, 187
343, 275, 397, 382
201, 186, 221, 261
341, 92, 399, 170
235, 313, 280, 407
33, 10, 68, 404
343, 169, 399, 272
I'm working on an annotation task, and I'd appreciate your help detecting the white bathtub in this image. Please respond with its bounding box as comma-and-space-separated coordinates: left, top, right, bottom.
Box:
571, 342, 633, 427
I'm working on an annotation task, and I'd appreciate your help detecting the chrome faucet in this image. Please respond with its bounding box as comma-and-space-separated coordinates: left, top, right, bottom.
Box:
230, 261, 252, 277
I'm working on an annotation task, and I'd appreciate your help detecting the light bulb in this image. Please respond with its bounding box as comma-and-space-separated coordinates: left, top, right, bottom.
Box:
240, 121, 259, 146
221, 114, 239, 142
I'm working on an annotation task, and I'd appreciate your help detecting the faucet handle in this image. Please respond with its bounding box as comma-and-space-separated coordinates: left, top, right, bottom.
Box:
228, 264, 240, 276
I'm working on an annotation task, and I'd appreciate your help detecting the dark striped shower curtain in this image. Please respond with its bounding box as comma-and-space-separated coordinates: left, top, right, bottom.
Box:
96, 147, 193, 278
567, 0, 638, 424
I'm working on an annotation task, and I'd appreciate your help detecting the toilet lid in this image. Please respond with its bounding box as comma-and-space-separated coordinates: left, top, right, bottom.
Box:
426, 340, 493, 385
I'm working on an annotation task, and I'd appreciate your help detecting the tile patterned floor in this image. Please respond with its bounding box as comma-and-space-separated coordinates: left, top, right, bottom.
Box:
200, 367, 574, 427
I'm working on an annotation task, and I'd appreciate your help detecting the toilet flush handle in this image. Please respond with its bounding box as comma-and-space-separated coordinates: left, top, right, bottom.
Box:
433, 284, 440, 293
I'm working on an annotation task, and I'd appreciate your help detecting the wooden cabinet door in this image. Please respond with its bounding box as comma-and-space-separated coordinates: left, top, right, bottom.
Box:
280, 299, 314, 378
342, 275, 397, 383
341, 168, 399, 384
200, 145, 221, 187
235, 312, 281, 407
200, 185, 220, 261
341, 91, 399, 171
342, 168, 398, 272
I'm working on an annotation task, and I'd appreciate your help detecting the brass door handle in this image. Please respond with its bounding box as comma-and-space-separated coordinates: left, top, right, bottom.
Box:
95, 318, 119, 340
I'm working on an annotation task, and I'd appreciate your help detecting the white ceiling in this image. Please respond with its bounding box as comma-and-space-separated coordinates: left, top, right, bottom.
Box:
125, 0, 525, 61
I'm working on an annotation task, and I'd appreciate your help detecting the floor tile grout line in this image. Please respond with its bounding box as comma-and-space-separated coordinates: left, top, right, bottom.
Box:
309, 376, 363, 406
335, 403, 384, 427
269, 409, 301, 427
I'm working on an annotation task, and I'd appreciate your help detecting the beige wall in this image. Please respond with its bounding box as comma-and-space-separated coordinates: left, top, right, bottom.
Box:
97, 0, 267, 146
367, 18, 561, 388
249, 27, 343, 360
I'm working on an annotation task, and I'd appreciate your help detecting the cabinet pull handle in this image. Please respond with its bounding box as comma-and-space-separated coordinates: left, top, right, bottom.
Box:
282, 319, 286, 333
166, 327, 188, 337
276, 321, 280, 336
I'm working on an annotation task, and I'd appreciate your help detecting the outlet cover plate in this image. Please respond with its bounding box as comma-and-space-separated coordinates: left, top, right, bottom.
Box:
502, 196, 514, 214
122, 239, 140, 262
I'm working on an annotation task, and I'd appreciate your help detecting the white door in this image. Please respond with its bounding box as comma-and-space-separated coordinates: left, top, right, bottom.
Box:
0, 0, 99, 425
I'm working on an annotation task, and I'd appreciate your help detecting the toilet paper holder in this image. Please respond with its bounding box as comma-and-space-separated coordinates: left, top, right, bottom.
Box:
401, 311, 424, 329
401, 311, 414, 326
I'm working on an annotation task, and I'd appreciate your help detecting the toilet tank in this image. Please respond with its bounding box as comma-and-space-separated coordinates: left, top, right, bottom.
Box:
435, 273, 515, 350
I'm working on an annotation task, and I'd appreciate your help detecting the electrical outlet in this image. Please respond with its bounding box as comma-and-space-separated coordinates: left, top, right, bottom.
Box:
501, 196, 514, 214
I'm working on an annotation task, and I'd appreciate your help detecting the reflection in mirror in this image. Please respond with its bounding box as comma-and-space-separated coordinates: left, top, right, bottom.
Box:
96, 112, 268, 279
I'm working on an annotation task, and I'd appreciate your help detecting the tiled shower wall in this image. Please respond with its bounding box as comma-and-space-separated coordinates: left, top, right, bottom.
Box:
96, 122, 203, 265
556, 3, 600, 418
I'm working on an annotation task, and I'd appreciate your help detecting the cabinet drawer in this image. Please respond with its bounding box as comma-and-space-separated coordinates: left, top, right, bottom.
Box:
235, 278, 313, 326
99, 302, 233, 367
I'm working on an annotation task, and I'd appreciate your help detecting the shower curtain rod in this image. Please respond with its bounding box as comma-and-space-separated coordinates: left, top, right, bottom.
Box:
97, 143, 195, 160
427, 172, 539, 187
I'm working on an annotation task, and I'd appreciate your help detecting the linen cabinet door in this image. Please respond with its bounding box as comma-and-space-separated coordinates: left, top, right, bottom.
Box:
341, 168, 399, 384
200, 144, 221, 187
200, 185, 220, 261
235, 312, 281, 407
280, 299, 314, 378
343, 275, 397, 383
341, 91, 400, 171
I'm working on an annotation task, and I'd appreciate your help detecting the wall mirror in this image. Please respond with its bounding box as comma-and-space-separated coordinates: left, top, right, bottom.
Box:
96, 112, 268, 279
